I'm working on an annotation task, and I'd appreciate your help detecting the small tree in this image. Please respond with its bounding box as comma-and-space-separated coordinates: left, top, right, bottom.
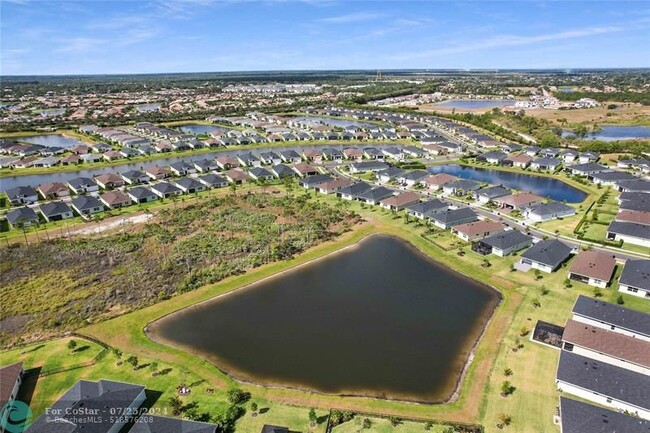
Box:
498, 413, 512, 427
501, 381, 515, 397
503, 367, 513, 377
309, 408, 317, 426
617, 295, 625, 305
226, 387, 249, 405
424, 421, 434, 431
362, 418, 372, 429
388, 416, 401, 427
67, 340, 77, 353
149, 362, 158, 376
250, 402, 258, 414
126, 355, 138, 370
168, 396, 183, 415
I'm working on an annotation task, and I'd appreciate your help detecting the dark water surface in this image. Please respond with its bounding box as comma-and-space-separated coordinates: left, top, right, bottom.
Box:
150, 235, 500, 402
428, 164, 587, 203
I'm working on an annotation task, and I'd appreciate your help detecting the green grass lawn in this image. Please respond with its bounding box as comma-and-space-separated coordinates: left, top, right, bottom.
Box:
332, 416, 455, 433
0, 337, 104, 374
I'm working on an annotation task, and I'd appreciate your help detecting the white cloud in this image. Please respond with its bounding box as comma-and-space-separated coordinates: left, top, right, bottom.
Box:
319, 12, 383, 24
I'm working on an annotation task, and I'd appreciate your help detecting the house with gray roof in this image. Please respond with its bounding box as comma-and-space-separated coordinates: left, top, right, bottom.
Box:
376, 167, 407, 183
363, 147, 385, 160
559, 397, 650, 433
429, 207, 478, 229
524, 201, 576, 222
531, 157, 561, 171
130, 415, 217, 433
520, 239, 573, 273
197, 174, 228, 188
617, 180, 650, 193
259, 151, 281, 165
40, 201, 73, 222
279, 150, 302, 163
337, 181, 372, 200
556, 351, 650, 420
237, 152, 261, 167
174, 178, 207, 194
128, 186, 158, 204
590, 170, 638, 186
249, 167, 275, 181
67, 177, 99, 194
299, 174, 333, 189
477, 151, 507, 164
398, 170, 429, 186
193, 159, 219, 173
349, 161, 389, 174
405, 199, 448, 219
356, 186, 395, 205
6, 207, 39, 227
618, 259, 650, 299
442, 179, 482, 196
27, 379, 146, 433
270, 164, 296, 178
151, 182, 183, 199
474, 230, 533, 257
71, 195, 104, 216
5, 186, 38, 205
607, 221, 650, 248
566, 162, 609, 176
473, 185, 510, 203
572, 294, 650, 341
120, 170, 149, 185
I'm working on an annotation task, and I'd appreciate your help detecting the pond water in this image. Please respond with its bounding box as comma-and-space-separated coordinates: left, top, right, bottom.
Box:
178, 124, 231, 135
149, 235, 500, 403
17, 134, 87, 149
432, 100, 515, 110
428, 164, 587, 203
562, 125, 650, 141
0, 144, 393, 191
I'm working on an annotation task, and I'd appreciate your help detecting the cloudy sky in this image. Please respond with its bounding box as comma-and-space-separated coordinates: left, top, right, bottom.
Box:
2, 0, 649, 75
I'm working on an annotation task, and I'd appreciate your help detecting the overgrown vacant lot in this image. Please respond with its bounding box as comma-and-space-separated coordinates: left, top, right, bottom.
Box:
0, 192, 360, 345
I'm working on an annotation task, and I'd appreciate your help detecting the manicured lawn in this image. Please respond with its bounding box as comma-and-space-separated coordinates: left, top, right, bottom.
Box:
332, 416, 454, 433
0, 337, 104, 373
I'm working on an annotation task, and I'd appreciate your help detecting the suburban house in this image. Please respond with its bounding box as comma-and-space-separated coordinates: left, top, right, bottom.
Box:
402, 145, 424, 158
539, 148, 560, 158
571, 295, 650, 341
376, 167, 406, 183
566, 162, 609, 176
279, 150, 302, 163
173, 178, 206, 194
128, 186, 158, 204
618, 259, 650, 299
429, 207, 478, 230
472, 230, 533, 257
237, 152, 262, 167
477, 151, 507, 164
473, 185, 510, 203
100, 190, 132, 209
617, 180, 650, 193
151, 182, 183, 198
398, 170, 429, 187
94, 173, 125, 190
382, 147, 404, 160
531, 157, 561, 171
524, 201, 576, 222
337, 181, 372, 200
291, 162, 320, 177
495, 192, 544, 210
224, 169, 250, 184
405, 199, 448, 219
0, 362, 23, 433
561, 319, 650, 375
591, 171, 638, 186
39, 201, 74, 222
356, 186, 395, 205
504, 154, 532, 169
249, 167, 275, 181
197, 174, 228, 188
560, 149, 579, 163
520, 239, 573, 273
579, 151, 600, 163
169, 161, 197, 176
616, 209, 650, 226
193, 159, 219, 173
27, 379, 146, 433
71, 195, 104, 216
130, 415, 218, 433
420, 173, 457, 190
322, 148, 343, 161
452, 220, 505, 242
343, 147, 363, 161
37, 182, 71, 200
501, 143, 522, 153
556, 351, 650, 420
67, 177, 100, 194
270, 164, 296, 178
380, 191, 420, 211
6, 207, 39, 227
607, 221, 650, 248
349, 161, 389, 174
558, 397, 650, 433
120, 170, 149, 185
315, 178, 354, 194
259, 151, 281, 165
5, 186, 39, 205
568, 250, 617, 288
302, 149, 322, 163
363, 147, 385, 160
215, 156, 240, 170
442, 179, 482, 196
299, 174, 333, 189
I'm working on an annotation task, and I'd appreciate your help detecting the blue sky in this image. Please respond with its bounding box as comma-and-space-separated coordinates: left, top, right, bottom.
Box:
1, 0, 649, 75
